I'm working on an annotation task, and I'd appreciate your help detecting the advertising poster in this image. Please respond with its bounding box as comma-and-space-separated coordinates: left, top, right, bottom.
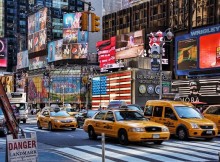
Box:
0, 75, 13, 93
29, 56, 47, 70
0, 38, 7, 67
62, 12, 89, 61
17, 50, 29, 69
48, 39, 63, 62
28, 7, 47, 53
199, 32, 220, 68
177, 38, 197, 70
116, 30, 144, 59
96, 37, 116, 71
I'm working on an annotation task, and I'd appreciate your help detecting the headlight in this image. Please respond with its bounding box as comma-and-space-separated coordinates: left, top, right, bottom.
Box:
213, 123, 217, 129
129, 127, 145, 132
190, 123, 199, 129
54, 119, 60, 123
162, 127, 169, 132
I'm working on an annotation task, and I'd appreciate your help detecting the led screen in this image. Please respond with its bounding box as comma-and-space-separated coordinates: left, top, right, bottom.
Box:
48, 39, 63, 62
28, 7, 47, 53
0, 38, 7, 67
29, 56, 47, 70
17, 50, 29, 69
177, 38, 197, 70
116, 30, 144, 59
199, 32, 220, 69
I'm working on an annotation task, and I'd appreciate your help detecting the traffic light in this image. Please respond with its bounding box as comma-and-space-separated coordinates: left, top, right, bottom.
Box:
91, 13, 100, 32
80, 12, 88, 31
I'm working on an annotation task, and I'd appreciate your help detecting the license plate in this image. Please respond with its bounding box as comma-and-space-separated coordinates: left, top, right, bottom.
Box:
153, 134, 160, 138
65, 125, 70, 127
206, 130, 212, 134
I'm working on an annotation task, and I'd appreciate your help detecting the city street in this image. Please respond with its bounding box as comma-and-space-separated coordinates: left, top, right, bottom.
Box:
0, 116, 220, 162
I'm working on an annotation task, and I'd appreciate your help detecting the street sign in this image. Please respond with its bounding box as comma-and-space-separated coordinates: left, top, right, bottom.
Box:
7, 132, 38, 162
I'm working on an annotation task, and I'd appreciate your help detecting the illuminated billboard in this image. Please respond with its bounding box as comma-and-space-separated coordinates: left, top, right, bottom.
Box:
17, 50, 29, 69
48, 39, 63, 62
199, 32, 220, 69
96, 37, 116, 72
28, 7, 47, 53
29, 56, 47, 70
116, 30, 144, 59
0, 38, 7, 67
62, 12, 89, 60
175, 24, 220, 76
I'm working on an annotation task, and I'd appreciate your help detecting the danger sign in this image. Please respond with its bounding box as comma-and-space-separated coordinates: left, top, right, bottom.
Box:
7, 132, 38, 162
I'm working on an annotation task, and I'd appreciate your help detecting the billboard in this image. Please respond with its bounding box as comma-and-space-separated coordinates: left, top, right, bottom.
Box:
96, 37, 116, 71
0, 38, 7, 67
199, 32, 220, 69
48, 39, 63, 62
175, 24, 220, 76
0, 75, 14, 93
116, 30, 144, 59
29, 56, 47, 70
28, 7, 47, 53
62, 13, 89, 60
17, 50, 29, 69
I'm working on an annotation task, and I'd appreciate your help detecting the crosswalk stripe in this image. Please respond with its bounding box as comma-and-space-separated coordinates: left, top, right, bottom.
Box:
0, 139, 6, 144
174, 141, 220, 150
163, 142, 219, 154
105, 144, 184, 162
56, 147, 115, 162
159, 144, 217, 160
23, 127, 48, 133
75, 145, 148, 162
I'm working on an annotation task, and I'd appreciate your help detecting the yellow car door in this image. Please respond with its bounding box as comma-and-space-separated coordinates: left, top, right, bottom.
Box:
163, 107, 177, 134
103, 111, 115, 137
204, 106, 220, 130
93, 111, 107, 134
151, 106, 164, 124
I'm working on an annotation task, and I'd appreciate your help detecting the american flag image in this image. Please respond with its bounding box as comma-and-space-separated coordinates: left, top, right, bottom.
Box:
92, 71, 132, 108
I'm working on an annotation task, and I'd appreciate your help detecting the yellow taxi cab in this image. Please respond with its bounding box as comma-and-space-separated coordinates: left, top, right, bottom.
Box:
145, 100, 218, 140
83, 109, 170, 145
37, 107, 77, 131
203, 105, 220, 133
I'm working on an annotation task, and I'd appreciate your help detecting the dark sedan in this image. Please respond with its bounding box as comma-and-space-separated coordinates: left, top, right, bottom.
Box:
75, 110, 99, 128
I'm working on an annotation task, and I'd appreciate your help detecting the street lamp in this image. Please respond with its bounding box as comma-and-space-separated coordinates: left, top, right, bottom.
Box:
148, 28, 173, 99
61, 85, 66, 108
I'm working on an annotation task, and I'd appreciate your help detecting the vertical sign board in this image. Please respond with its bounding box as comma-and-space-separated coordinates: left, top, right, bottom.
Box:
7, 133, 38, 162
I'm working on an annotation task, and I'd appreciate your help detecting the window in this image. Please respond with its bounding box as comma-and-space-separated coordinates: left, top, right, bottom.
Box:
43, 111, 49, 116
153, 106, 163, 117
145, 106, 153, 116
105, 111, 114, 121
165, 107, 175, 118
94, 111, 106, 120
206, 106, 220, 115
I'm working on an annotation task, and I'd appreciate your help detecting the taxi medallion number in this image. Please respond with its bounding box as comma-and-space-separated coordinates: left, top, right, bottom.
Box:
206, 130, 212, 134
153, 134, 160, 138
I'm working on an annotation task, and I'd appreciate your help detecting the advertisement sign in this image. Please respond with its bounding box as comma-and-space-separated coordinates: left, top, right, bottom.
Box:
177, 38, 197, 70
17, 50, 29, 69
48, 39, 63, 62
29, 56, 47, 70
28, 7, 47, 53
116, 30, 144, 59
7, 133, 38, 162
62, 12, 89, 60
0, 38, 7, 67
96, 37, 116, 72
0, 75, 14, 93
199, 32, 220, 68
175, 24, 220, 76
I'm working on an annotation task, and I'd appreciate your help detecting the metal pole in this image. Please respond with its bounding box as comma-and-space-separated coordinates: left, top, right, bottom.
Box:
159, 43, 163, 100
102, 133, 105, 162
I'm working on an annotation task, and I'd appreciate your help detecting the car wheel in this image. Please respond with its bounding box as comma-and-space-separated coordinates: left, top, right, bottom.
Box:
71, 128, 76, 131
3, 125, 8, 136
177, 128, 188, 140
118, 129, 129, 145
154, 141, 163, 145
37, 121, 42, 129
48, 122, 53, 131
23, 119, 26, 124
88, 126, 97, 140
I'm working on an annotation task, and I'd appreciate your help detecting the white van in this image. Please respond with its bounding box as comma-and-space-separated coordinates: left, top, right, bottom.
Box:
7, 92, 28, 123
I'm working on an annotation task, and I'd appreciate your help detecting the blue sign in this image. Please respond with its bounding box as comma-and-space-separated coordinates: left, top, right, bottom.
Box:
92, 76, 107, 95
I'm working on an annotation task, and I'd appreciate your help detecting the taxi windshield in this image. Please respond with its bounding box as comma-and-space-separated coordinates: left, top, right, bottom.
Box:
174, 106, 203, 119
115, 111, 146, 121
50, 111, 70, 117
